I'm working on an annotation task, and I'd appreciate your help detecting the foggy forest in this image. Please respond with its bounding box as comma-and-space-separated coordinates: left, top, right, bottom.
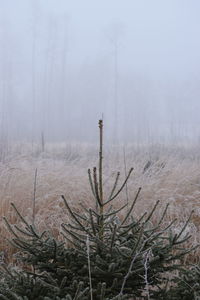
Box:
1, 0, 200, 146
1, 1, 200, 299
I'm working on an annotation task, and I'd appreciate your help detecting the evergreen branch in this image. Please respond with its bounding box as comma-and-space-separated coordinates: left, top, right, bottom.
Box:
6, 291, 22, 300
162, 218, 177, 231
144, 200, 160, 224
105, 204, 114, 215
108, 172, 120, 201
12, 239, 37, 254
39, 230, 48, 240
143, 206, 174, 235
3, 237, 25, 252
14, 225, 34, 237
32, 168, 37, 226
61, 224, 85, 244
1, 264, 15, 279
64, 225, 87, 240
100, 282, 106, 300
144, 218, 177, 236
73, 211, 88, 221
111, 278, 118, 290
10, 202, 30, 229
110, 224, 117, 252
93, 167, 102, 207
87, 208, 99, 218
98, 119, 103, 207
88, 168, 96, 198
120, 212, 147, 229
66, 224, 92, 240
3, 217, 20, 239
104, 168, 134, 205
76, 287, 90, 299
45, 271, 59, 286
37, 277, 60, 293
74, 281, 84, 300
120, 187, 141, 226
130, 225, 144, 257
115, 245, 130, 259
157, 203, 170, 226
60, 276, 67, 289
123, 146, 129, 209
176, 210, 194, 241
144, 230, 167, 246
64, 223, 83, 232
167, 246, 199, 261
77, 203, 90, 214
0, 294, 9, 300
29, 225, 40, 238
134, 212, 148, 225
99, 215, 118, 230
118, 222, 140, 237
105, 203, 127, 217
60, 232, 84, 251
92, 235, 110, 250
120, 212, 147, 235
89, 208, 96, 236
53, 239, 57, 261
173, 234, 191, 245
62, 195, 92, 237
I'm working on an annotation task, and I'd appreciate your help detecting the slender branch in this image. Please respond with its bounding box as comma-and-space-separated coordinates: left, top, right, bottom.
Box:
110, 224, 117, 252
10, 202, 30, 229
106, 203, 127, 217
93, 167, 101, 208
32, 168, 37, 226
123, 146, 129, 209
176, 210, 194, 241
108, 172, 120, 201
104, 168, 134, 205
99, 119, 103, 206
144, 200, 160, 224
60, 232, 83, 250
89, 208, 96, 236
61, 224, 85, 244
88, 169, 96, 198
157, 203, 169, 226
120, 187, 141, 226
61, 195, 92, 237
98, 120, 104, 241
3, 217, 19, 239
1, 264, 15, 279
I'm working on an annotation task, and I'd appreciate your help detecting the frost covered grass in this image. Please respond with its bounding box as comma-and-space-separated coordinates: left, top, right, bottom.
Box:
0, 142, 200, 262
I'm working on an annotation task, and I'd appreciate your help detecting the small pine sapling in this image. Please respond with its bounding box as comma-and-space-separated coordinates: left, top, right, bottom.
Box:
0, 120, 197, 300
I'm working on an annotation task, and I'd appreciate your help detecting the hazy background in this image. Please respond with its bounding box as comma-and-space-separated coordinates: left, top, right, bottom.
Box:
0, 0, 200, 145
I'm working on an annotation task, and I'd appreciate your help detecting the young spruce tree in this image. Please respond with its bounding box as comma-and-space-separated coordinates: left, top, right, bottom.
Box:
0, 120, 196, 300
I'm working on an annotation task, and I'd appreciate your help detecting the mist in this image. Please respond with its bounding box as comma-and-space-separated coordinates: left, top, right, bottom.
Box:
1, 0, 200, 146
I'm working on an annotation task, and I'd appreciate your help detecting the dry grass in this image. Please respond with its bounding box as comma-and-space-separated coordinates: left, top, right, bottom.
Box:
1, 142, 200, 262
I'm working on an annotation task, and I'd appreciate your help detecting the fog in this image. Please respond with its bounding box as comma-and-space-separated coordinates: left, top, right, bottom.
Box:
1, 0, 200, 145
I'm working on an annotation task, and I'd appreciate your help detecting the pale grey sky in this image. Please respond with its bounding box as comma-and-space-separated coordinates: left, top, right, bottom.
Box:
0, 0, 200, 143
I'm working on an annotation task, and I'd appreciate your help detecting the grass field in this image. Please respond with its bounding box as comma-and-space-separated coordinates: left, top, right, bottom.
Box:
1, 142, 200, 263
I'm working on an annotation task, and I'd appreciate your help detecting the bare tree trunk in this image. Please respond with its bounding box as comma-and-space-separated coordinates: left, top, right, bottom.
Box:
113, 40, 119, 144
